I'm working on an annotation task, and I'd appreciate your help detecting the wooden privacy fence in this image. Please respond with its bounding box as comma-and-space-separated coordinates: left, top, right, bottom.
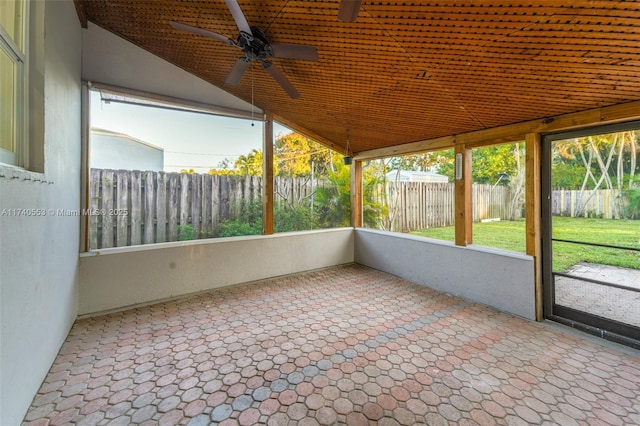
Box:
380, 184, 626, 232
382, 182, 455, 232
551, 189, 619, 218
89, 169, 320, 249
472, 184, 513, 222
378, 183, 512, 232
380, 184, 624, 232
89, 169, 628, 249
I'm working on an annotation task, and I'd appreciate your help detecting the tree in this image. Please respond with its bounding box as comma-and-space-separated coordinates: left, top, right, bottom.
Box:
386, 151, 452, 173
615, 131, 639, 217
314, 161, 387, 228
274, 132, 333, 178
208, 159, 236, 175
554, 131, 640, 218
471, 144, 519, 185
235, 149, 263, 176
551, 161, 589, 189
506, 142, 525, 221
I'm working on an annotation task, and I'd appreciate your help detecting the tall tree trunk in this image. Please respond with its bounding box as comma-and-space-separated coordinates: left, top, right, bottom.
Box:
575, 143, 597, 216
385, 160, 404, 232
585, 136, 618, 217
629, 134, 637, 190
617, 134, 626, 216
507, 143, 525, 220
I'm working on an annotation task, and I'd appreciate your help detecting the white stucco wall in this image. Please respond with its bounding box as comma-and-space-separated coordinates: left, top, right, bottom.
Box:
354, 229, 535, 320
0, 2, 82, 424
79, 228, 354, 315
90, 129, 164, 171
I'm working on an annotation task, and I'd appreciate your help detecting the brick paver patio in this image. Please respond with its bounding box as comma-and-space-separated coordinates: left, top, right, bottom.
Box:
23, 264, 640, 425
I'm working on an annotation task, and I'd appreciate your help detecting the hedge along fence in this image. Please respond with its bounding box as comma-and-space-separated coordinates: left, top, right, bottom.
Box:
88, 169, 323, 249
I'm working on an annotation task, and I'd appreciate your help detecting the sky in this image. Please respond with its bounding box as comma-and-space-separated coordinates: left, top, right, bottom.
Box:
89, 90, 292, 173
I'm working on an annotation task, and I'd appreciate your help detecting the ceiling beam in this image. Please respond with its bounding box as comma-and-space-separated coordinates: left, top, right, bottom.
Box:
354, 100, 640, 160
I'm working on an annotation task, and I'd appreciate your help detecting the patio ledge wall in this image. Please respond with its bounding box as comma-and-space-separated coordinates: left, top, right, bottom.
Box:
354, 228, 535, 320
79, 228, 354, 316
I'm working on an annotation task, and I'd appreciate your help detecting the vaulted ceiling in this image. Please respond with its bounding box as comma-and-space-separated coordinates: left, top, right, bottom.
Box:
75, 1, 640, 155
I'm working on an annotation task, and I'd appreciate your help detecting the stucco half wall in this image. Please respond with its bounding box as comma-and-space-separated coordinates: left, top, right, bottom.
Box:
354, 229, 536, 320
79, 228, 354, 315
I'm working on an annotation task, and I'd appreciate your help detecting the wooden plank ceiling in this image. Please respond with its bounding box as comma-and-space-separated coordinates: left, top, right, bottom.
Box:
75, 1, 640, 155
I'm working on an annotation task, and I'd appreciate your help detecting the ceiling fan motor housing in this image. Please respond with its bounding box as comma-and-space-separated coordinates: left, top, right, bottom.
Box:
237, 27, 272, 61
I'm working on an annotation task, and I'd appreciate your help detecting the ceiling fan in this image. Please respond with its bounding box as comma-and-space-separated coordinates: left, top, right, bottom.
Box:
170, 0, 318, 99
338, 0, 362, 22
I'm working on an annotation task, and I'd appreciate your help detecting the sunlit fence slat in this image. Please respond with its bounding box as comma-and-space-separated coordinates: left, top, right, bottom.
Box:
143, 171, 155, 245
101, 170, 115, 248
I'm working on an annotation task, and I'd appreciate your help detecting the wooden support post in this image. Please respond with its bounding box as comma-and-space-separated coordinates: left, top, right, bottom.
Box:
350, 159, 363, 227
263, 113, 274, 235
454, 145, 472, 246
526, 133, 543, 321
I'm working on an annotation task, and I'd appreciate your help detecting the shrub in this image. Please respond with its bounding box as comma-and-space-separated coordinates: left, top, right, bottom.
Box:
623, 188, 640, 219
217, 220, 262, 237
177, 224, 197, 241
275, 205, 319, 232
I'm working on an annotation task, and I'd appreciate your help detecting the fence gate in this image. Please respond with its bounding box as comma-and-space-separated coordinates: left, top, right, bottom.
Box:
541, 123, 640, 349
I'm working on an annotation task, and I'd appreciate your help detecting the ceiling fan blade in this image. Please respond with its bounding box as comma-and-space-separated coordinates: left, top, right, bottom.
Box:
170, 21, 233, 45
337, 0, 361, 22
269, 44, 318, 61
225, 58, 251, 86
225, 0, 252, 36
262, 62, 300, 99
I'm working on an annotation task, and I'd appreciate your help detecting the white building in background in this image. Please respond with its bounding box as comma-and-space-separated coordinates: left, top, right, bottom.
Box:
385, 170, 449, 183
90, 128, 164, 171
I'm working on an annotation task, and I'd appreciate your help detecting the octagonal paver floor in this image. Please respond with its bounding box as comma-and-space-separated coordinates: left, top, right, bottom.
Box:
23, 264, 640, 425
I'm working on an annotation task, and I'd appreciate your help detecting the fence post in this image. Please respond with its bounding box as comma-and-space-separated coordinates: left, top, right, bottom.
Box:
89, 169, 101, 250
130, 170, 142, 245
168, 174, 179, 241
116, 170, 129, 247
143, 171, 155, 245
201, 174, 212, 239
191, 174, 202, 239
100, 170, 115, 248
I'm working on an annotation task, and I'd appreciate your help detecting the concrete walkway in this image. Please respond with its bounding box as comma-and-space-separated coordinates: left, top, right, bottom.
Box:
555, 263, 640, 327
23, 265, 640, 425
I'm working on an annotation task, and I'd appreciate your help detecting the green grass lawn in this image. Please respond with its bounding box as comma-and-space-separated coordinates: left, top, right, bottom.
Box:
411, 217, 639, 272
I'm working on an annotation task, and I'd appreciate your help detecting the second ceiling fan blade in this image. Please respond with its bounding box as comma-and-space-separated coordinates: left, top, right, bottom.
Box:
170, 21, 232, 44
225, 0, 252, 36
225, 58, 251, 86
262, 62, 300, 99
338, 0, 361, 22
269, 44, 318, 61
